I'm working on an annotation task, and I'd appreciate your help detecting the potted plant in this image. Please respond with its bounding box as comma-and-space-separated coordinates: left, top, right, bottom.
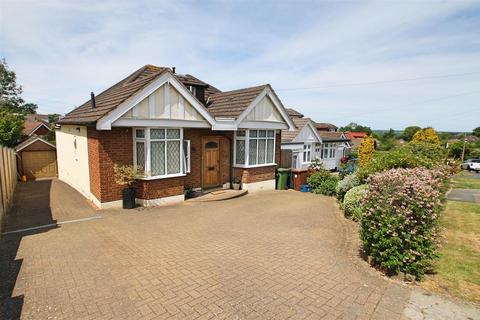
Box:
113, 164, 138, 209
184, 186, 195, 199
232, 177, 242, 190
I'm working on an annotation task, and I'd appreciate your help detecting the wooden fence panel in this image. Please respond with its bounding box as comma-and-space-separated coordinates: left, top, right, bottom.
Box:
0, 146, 17, 234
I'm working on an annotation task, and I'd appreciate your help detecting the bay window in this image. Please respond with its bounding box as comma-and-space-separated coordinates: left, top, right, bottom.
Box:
322, 143, 337, 159
234, 129, 275, 167
134, 128, 189, 178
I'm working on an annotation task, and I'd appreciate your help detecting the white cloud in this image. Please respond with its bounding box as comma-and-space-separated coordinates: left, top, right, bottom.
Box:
1, 0, 479, 131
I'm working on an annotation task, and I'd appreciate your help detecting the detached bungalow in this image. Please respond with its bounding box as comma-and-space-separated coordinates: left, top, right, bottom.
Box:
281, 109, 350, 170
56, 65, 295, 209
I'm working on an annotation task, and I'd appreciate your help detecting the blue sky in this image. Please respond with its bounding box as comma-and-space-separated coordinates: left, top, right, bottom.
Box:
1, 0, 479, 131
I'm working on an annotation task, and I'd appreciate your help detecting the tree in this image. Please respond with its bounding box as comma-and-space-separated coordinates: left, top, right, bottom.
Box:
403, 126, 421, 142
473, 127, 480, 138
412, 127, 441, 145
0, 58, 37, 114
0, 109, 24, 147
339, 122, 372, 135
377, 128, 397, 151
44, 113, 61, 143
358, 136, 375, 166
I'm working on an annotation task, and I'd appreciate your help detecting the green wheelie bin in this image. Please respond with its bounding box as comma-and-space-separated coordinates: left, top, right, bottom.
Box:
276, 168, 290, 190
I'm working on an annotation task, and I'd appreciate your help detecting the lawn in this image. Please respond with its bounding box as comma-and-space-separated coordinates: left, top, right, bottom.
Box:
422, 201, 480, 303
451, 171, 480, 189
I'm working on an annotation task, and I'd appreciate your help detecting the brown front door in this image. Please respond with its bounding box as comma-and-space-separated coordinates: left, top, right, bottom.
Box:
202, 137, 220, 188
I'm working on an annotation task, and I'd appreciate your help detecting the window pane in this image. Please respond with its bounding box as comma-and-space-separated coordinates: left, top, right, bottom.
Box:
250, 130, 258, 138
259, 130, 266, 138
150, 129, 165, 139
236, 130, 246, 137
167, 129, 180, 139
267, 130, 274, 137
151, 141, 165, 175
167, 141, 181, 174
235, 140, 245, 164
258, 139, 266, 164
135, 129, 145, 139
136, 142, 145, 170
249, 139, 257, 165
267, 139, 274, 163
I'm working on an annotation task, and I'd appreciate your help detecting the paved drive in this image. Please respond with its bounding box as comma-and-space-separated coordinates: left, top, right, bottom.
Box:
0, 179, 476, 319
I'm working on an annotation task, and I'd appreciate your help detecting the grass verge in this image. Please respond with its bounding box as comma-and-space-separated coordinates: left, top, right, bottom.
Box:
422, 201, 480, 303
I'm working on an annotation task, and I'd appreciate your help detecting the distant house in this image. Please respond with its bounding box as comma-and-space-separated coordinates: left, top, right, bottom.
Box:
344, 131, 368, 151
23, 114, 51, 136
16, 114, 57, 180
281, 109, 350, 170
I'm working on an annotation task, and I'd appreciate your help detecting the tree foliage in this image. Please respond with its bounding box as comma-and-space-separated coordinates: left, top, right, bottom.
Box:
403, 126, 421, 141
0, 109, 24, 147
0, 58, 37, 114
412, 127, 441, 145
473, 127, 480, 138
358, 136, 376, 166
339, 122, 372, 135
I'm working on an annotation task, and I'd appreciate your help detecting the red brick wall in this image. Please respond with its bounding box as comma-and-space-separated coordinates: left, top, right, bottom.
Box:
87, 127, 133, 202
86, 128, 277, 204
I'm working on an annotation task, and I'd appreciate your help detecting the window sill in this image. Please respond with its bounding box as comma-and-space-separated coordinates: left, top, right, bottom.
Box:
137, 173, 186, 181
233, 163, 277, 169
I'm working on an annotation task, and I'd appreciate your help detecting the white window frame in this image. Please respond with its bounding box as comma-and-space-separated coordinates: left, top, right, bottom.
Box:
183, 140, 191, 173
233, 129, 276, 168
302, 143, 312, 164
321, 143, 337, 159
133, 127, 186, 180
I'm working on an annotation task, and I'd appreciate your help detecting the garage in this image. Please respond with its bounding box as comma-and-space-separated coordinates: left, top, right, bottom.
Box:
15, 136, 57, 180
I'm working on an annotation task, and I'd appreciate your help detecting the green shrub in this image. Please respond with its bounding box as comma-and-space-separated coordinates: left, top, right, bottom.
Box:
307, 170, 338, 196
336, 174, 360, 201
357, 142, 445, 182
360, 167, 445, 279
343, 184, 368, 221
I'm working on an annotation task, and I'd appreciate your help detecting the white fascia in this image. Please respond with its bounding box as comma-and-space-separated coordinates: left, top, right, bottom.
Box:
96, 70, 216, 130
235, 86, 296, 131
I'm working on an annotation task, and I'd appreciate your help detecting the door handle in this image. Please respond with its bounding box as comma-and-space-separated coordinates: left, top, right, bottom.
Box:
208, 166, 215, 171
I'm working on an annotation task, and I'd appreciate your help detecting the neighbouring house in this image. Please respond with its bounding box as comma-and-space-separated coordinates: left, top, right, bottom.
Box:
344, 131, 368, 151
23, 114, 51, 136
56, 65, 295, 209
14, 114, 57, 180
280, 109, 350, 170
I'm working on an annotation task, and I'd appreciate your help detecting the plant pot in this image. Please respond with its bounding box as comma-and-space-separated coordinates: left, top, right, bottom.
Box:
122, 187, 136, 209
232, 183, 241, 190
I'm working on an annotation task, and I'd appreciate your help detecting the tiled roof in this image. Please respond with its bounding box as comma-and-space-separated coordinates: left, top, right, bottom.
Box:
281, 117, 314, 143
24, 120, 50, 135
206, 85, 268, 118
318, 131, 349, 142
315, 122, 337, 130
285, 108, 304, 118
25, 114, 49, 123
15, 135, 55, 152
58, 65, 271, 125
345, 131, 368, 140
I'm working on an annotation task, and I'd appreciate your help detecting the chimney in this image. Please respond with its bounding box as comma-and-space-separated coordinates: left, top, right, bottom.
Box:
172, 67, 176, 74
90, 92, 96, 109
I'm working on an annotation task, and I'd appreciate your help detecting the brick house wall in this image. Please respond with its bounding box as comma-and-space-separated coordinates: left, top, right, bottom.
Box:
31, 125, 51, 136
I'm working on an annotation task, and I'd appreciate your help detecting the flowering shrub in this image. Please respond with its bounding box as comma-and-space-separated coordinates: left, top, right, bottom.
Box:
357, 142, 445, 182
412, 127, 441, 145
307, 170, 338, 196
359, 136, 376, 166
360, 167, 447, 279
336, 173, 360, 201
343, 184, 368, 221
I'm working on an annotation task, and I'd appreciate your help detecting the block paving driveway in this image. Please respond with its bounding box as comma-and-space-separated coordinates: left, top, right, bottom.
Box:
0, 179, 413, 319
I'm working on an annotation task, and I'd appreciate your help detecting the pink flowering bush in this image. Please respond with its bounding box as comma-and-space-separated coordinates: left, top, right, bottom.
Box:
360, 167, 448, 279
